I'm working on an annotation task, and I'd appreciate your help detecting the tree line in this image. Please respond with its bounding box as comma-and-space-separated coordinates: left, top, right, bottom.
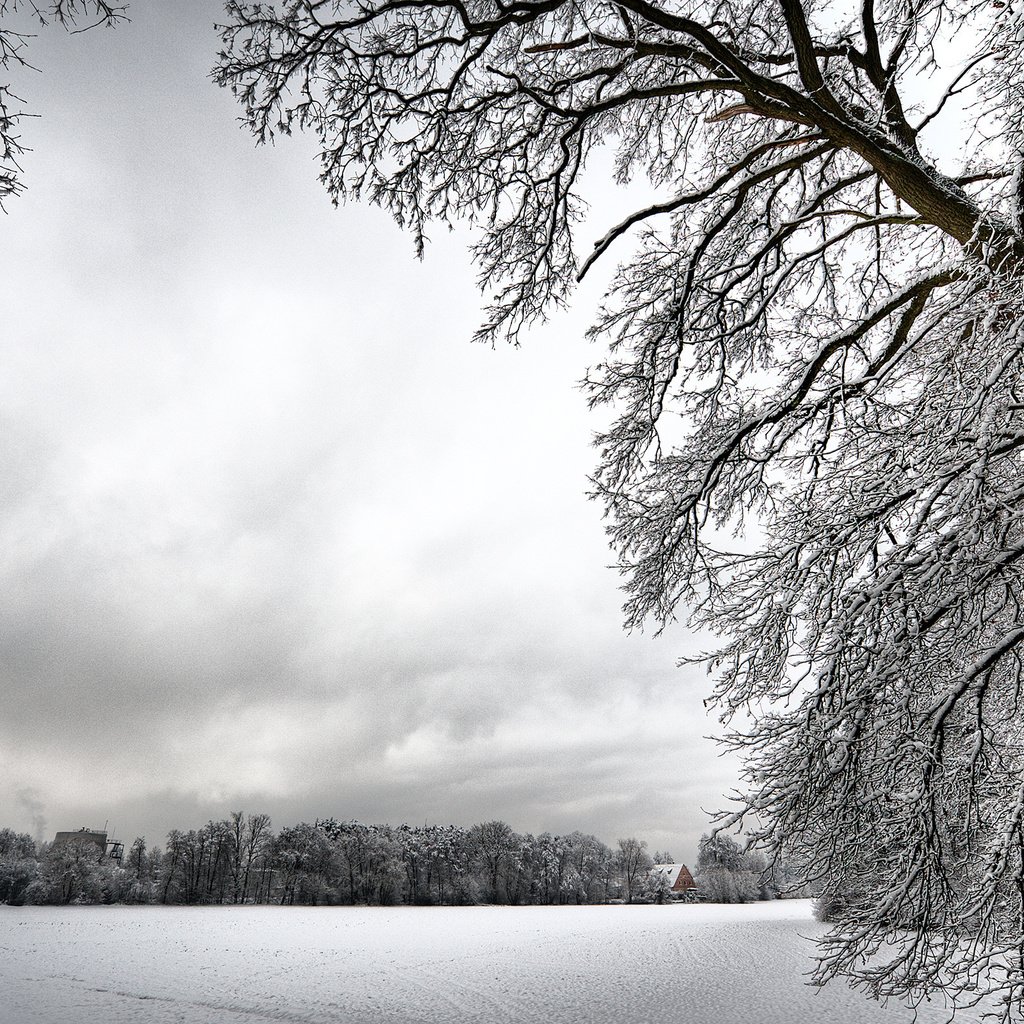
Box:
0, 815, 800, 908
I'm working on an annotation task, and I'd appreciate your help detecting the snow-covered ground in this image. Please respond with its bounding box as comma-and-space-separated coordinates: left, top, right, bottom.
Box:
0, 899, 982, 1023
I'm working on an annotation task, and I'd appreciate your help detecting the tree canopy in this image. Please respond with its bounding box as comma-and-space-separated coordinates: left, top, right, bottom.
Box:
216, 0, 1024, 1015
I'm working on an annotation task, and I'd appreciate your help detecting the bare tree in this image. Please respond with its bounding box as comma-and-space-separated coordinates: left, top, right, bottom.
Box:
229, 810, 272, 903
695, 831, 759, 903
0, 1, 128, 206
616, 836, 652, 903
217, 0, 1024, 1015
468, 819, 521, 903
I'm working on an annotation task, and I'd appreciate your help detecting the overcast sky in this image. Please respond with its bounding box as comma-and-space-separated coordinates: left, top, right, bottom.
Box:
0, 0, 738, 861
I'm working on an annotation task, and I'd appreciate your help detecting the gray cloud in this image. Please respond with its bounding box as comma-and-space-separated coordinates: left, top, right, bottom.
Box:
0, 0, 738, 864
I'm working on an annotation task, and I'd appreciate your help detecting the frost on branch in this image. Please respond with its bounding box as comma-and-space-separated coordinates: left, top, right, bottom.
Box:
217, 0, 1024, 1015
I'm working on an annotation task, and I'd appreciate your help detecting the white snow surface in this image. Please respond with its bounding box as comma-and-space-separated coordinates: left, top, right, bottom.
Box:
0, 899, 984, 1023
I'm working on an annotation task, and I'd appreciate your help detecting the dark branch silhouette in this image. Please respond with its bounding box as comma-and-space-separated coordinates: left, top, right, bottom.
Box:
215, 1, 1024, 1014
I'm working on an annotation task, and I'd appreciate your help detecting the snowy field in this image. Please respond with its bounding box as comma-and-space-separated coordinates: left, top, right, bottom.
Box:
0, 899, 984, 1023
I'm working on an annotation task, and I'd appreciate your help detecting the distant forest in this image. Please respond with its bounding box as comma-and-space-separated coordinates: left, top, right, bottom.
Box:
0, 814, 802, 907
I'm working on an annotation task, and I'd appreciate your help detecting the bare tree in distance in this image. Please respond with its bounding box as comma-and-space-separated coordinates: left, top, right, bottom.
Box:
214, 0, 1024, 1016
616, 836, 653, 903
0, 1, 128, 206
